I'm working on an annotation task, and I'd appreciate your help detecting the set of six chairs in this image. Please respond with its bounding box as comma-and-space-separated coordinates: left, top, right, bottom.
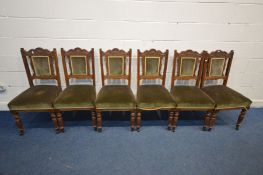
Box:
8, 48, 252, 135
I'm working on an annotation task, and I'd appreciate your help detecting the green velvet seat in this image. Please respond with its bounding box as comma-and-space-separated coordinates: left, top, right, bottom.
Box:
53, 85, 96, 109
95, 85, 136, 110
137, 85, 176, 110
8, 85, 60, 111
171, 86, 215, 109
202, 85, 252, 110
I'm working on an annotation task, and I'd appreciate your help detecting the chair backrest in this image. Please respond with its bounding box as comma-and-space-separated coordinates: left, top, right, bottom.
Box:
171, 50, 204, 89
61, 48, 95, 87
137, 49, 168, 88
201, 50, 234, 87
21, 48, 61, 89
99, 48, 132, 87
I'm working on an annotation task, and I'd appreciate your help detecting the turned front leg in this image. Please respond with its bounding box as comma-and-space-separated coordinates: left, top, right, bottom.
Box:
236, 108, 248, 130
136, 112, 141, 132
11, 111, 24, 135
56, 112, 64, 132
50, 112, 59, 133
130, 111, 136, 131
208, 111, 217, 131
97, 111, 102, 132
203, 111, 212, 131
92, 111, 97, 131
168, 111, 174, 131
172, 111, 179, 132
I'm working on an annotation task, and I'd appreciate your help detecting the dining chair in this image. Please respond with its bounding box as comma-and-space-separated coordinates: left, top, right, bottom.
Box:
136, 49, 176, 132
170, 50, 215, 131
201, 50, 252, 131
8, 48, 62, 135
95, 48, 136, 132
53, 48, 96, 132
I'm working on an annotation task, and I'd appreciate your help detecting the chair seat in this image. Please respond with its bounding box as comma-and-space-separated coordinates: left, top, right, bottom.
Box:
8, 85, 61, 111
171, 86, 215, 109
202, 85, 252, 109
95, 85, 136, 110
53, 85, 96, 109
137, 85, 176, 110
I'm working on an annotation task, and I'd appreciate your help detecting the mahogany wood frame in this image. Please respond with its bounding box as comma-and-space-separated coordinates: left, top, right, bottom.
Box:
170, 50, 213, 131
97, 48, 135, 132
136, 49, 170, 132
201, 50, 250, 131
10, 48, 62, 135
55, 48, 96, 132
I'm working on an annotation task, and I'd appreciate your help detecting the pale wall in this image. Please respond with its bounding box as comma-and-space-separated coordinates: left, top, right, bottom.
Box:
0, 0, 263, 110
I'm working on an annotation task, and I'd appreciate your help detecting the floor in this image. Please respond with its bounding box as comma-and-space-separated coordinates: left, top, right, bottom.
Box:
0, 109, 263, 175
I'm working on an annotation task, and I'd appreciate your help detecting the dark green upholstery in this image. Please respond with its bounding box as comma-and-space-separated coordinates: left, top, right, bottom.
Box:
180, 57, 196, 76
209, 58, 225, 77
170, 86, 215, 109
145, 57, 160, 76
202, 85, 252, 109
108, 57, 124, 75
137, 85, 176, 110
32, 56, 51, 76
53, 85, 96, 109
70, 56, 87, 75
8, 85, 60, 111
95, 85, 136, 110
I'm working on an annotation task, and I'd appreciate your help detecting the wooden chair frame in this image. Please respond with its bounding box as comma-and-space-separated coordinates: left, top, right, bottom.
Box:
10, 48, 62, 135
96, 48, 135, 132
55, 48, 96, 132
136, 49, 170, 131
201, 50, 250, 131
170, 50, 214, 131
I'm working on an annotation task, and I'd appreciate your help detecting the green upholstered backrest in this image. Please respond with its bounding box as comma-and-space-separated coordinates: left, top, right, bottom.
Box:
100, 48, 132, 86
171, 50, 203, 88
200, 50, 234, 87
70, 56, 88, 75
107, 56, 125, 76
21, 48, 61, 88
137, 49, 168, 86
61, 48, 95, 86
31, 56, 52, 76
209, 58, 225, 77
179, 57, 196, 76
144, 57, 160, 76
